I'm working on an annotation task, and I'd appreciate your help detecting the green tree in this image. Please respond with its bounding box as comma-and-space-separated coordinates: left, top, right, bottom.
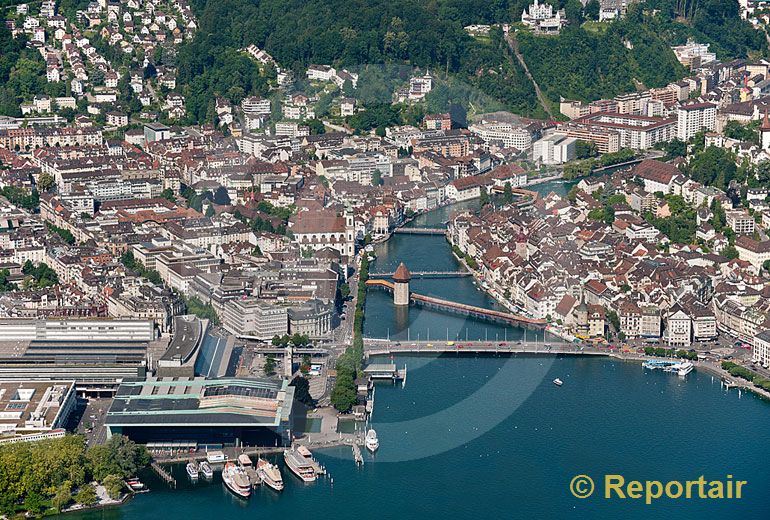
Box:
479, 186, 490, 207
53, 480, 73, 513
503, 182, 513, 204
160, 188, 175, 202
74, 484, 97, 506
371, 169, 383, 186
37, 172, 55, 192
687, 146, 737, 190
87, 435, 149, 481
290, 375, 313, 405
264, 355, 276, 376
330, 369, 357, 412
722, 245, 739, 259
584, 0, 600, 20
102, 475, 124, 500
305, 119, 326, 135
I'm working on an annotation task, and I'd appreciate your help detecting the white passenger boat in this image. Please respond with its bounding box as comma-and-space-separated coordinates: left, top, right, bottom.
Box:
284, 445, 317, 482
200, 461, 214, 479
186, 462, 199, 480
257, 458, 284, 492
552, 378, 563, 386
676, 361, 694, 376
365, 429, 379, 452
222, 462, 251, 498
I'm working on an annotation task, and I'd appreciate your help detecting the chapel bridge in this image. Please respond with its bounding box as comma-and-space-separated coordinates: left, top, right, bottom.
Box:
368, 270, 471, 278
365, 277, 546, 329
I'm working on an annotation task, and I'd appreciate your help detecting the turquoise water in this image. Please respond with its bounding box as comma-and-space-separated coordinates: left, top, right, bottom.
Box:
64, 180, 770, 518
65, 356, 770, 519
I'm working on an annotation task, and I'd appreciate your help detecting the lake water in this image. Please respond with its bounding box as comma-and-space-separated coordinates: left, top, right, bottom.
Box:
63, 179, 770, 519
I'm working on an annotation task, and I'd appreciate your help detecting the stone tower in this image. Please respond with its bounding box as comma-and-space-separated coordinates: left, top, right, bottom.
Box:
392, 262, 411, 306
284, 344, 294, 378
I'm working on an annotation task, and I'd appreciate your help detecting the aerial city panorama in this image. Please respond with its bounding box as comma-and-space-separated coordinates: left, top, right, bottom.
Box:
0, 0, 768, 518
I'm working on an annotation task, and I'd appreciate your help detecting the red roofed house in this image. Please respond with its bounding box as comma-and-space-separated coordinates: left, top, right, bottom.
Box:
633, 159, 680, 195
289, 208, 355, 260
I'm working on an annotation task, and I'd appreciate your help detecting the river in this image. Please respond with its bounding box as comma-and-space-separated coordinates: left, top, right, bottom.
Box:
63, 179, 770, 519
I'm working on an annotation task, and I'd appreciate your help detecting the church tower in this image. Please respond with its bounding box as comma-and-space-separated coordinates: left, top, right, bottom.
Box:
392, 262, 411, 306
761, 109, 770, 151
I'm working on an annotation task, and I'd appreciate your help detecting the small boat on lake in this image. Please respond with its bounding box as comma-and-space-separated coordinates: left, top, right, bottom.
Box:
200, 461, 214, 479
365, 429, 379, 452
186, 462, 199, 480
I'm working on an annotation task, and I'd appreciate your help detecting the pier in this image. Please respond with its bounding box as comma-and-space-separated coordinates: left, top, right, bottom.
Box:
151, 462, 177, 488
363, 362, 407, 381
352, 443, 363, 466
365, 278, 547, 328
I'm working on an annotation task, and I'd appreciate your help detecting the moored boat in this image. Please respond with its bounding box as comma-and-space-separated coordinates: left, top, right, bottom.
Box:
186, 462, 199, 479
257, 458, 284, 491
237, 453, 253, 468
126, 479, 144, 491
284, 445, 317, 482
553, 378, 563, 386
222, 462, 251, 498
200, 461, 214, 479
365, 429, 379, 452
677, 361, 694, 376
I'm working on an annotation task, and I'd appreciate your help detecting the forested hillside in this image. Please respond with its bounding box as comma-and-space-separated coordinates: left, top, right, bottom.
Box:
146, 0, 770, 121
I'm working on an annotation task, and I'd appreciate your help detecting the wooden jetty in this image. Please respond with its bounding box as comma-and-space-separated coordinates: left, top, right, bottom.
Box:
352, 443, 363, 466
151, 462, 176, 488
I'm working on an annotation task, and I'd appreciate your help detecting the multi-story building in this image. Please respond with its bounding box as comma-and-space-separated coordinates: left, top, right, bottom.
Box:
725, 210, 756, 235
288, 300, 333, 338
753, 330, 770, 368
562, 113, 675, 151
676, 102, 716, 141
288, 209, 355, 260
410, 133, 471, 157
469, 122, 534, 151
671, 39, 716, 68
0, 381, 77, 442
532, 133, 577, 165
735, 236, 770, 271
222, 297, 289, 340
241, 96, 271, 116
665, 306, 692, 346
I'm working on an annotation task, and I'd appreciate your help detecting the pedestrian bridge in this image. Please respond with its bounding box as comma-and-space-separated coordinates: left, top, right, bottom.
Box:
393, 227, 446, 235
365, 279, 547, 328
362, 339, 604, 357
368, 270, 471, 278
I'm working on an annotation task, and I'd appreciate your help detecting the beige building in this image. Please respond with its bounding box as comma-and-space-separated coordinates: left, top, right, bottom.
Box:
753, 330, 770, 368
222, 297, 288, 340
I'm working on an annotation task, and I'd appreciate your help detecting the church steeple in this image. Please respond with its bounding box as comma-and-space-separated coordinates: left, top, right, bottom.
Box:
761, 109, 770, 150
